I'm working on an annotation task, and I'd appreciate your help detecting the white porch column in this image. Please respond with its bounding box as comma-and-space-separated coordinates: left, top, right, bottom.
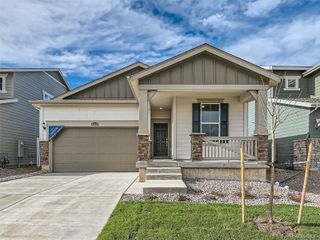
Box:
250, 89, 268, 161
254, 90, 268, 135
138, 89, 149, 134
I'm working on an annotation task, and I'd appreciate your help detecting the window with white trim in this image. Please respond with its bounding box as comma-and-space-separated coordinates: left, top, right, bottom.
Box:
201, 103, 220, 136
0, 76, 7, 93
284, 76, 300, 90
42, 90, 54, 100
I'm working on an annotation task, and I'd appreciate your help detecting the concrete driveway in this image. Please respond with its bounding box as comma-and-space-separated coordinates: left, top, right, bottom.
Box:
0, 172, 137, 240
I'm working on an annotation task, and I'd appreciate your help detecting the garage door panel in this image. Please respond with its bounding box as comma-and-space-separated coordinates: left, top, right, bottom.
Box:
53, 127, 138, 172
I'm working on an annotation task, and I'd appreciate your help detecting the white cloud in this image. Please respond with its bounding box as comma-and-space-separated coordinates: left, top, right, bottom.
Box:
201, 13, 236, 28
226, 16, 320, 65
245, 0, 284, 17
0, 0, 203, 81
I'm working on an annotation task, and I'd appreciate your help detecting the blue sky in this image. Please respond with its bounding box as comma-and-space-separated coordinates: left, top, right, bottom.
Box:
0, 0, 320, 89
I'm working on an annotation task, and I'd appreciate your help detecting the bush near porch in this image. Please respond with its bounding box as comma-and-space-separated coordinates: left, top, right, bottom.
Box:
98, 202, 320, 240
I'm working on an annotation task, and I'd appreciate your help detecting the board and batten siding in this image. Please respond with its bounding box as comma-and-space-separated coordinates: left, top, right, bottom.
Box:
0, 72, 67, 165
66, 67, 144, 100
174, 96, 244, 160
41, 104, 139, 140
140, 53, 266, 85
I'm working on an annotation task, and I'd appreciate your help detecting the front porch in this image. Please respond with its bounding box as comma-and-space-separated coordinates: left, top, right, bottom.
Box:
136, 89, 269, 184
129, 45, 277, 187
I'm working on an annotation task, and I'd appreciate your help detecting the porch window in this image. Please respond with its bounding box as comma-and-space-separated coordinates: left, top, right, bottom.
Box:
201, 103, 220, 136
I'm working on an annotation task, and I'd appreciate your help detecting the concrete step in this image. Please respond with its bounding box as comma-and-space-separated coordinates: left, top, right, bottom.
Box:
149, 160, 178, 167
143, 180, 187, 194
147, 167, 181, 173
146, 172, 182, 180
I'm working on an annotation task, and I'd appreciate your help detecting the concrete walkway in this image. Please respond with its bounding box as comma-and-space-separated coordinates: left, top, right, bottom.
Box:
0, 172, 137, 240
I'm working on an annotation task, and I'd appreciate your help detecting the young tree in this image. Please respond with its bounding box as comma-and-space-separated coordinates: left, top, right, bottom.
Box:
257, 77, 301, 223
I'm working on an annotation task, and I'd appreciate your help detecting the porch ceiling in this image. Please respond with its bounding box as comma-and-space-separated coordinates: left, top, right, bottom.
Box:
149, 91, 252, 110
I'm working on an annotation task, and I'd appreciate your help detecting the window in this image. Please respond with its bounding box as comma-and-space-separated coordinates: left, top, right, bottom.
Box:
42, 90, 54, 100
284, 76, 300, 91
201, 103, 220, 136
0, 76, 7, 93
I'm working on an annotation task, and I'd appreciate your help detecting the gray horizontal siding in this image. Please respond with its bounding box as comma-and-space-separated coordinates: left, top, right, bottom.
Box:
67, 66, 144, 100
140, 53, 267, 85
309, 108, 320, 137
0, 72, 67, 166
272, 70, 309, 98
274, 134, 307, 166
0, 72, 14, 99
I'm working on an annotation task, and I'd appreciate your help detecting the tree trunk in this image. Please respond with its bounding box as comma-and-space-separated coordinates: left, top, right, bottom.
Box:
269, 130, 275, 224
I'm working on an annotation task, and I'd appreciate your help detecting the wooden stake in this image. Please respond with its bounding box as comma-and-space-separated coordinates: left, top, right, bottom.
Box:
297, 142, 313, 224
240, 147, 245, 224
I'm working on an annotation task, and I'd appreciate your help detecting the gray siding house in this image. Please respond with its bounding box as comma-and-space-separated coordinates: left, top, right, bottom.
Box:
0, 69, 70, 166
248, 65, 320, 167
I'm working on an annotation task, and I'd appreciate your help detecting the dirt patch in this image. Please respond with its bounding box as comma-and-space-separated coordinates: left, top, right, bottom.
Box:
254, 216, 297, 237
263, 193, 281, 199
288, 193, 311, 203
235, 190, 256, 199
175, 194, 191, 201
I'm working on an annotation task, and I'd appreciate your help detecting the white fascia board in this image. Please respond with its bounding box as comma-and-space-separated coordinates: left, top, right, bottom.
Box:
0, 98, 18, 104
268, 98, 315, 108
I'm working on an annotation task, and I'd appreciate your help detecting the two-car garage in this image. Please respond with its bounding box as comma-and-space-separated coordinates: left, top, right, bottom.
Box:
52, 127, 138, 172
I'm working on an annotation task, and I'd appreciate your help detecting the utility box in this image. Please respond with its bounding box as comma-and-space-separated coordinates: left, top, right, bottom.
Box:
18, 140, 24, 158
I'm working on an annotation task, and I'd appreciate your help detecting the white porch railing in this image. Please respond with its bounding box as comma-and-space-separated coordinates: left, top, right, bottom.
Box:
202, 137, 257, 160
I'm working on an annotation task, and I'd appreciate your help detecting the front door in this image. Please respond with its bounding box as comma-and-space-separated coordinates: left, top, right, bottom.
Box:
153, 123, 168, 157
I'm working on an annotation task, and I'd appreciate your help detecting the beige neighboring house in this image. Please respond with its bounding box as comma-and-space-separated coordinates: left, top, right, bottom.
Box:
32, 44, 280, 183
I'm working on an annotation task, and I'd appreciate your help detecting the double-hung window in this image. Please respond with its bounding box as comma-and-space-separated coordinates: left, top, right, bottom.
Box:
201, 103, 220, 136
0, 76, 7, 93
284, 76, 300, 91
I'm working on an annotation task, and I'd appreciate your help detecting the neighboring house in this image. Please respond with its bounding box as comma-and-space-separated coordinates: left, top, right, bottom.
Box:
248, 65, 320, 167
32, 44, 280, 184
0, 69, 70, 166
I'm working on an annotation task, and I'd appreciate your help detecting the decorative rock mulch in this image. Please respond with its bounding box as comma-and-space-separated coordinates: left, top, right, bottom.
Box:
121, 179, 320, 207
0, 167, 43, 182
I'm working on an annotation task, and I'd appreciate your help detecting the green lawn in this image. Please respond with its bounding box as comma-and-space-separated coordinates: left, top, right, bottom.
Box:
98, 202, 320, 240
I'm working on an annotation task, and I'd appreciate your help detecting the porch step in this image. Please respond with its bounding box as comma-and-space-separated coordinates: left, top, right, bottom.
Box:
143, 180, 187, 194
149, 160, 178, 167
147, 167, 181, 173
146, 172, 182, 180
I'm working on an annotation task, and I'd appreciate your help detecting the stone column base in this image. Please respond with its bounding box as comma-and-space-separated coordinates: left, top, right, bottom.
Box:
39, 141, 49, 171
190, 133, 205, 161
137, 134, 150, 161
255, 135, 268, 161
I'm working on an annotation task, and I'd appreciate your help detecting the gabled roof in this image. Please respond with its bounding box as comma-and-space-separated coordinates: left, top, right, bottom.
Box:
54, 62, 148, 100
302, 64, 320, 77
0, 68, 70, 90
130, 43, 281, 83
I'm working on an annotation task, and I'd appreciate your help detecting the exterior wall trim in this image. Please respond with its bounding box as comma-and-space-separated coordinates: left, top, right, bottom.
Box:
0, 98, 18, 104
47, 120, 139, 127
139, 84, 269, 91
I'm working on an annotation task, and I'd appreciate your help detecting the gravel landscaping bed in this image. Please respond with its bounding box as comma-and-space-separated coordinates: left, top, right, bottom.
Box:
0, 166, 42, 182
121, 179, 320, 207
275, 169, 320, 194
